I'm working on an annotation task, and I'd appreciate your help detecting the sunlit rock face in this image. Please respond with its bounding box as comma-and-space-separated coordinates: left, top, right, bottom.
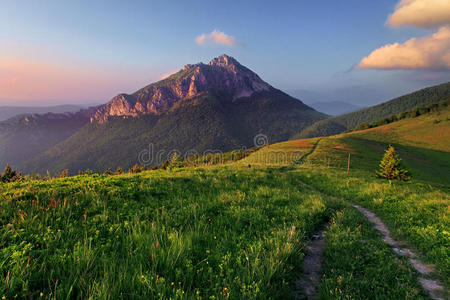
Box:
91, 54, 272, 123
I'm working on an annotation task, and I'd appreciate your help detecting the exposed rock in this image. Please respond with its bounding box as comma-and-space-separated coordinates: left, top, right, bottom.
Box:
91, 54, 272, 123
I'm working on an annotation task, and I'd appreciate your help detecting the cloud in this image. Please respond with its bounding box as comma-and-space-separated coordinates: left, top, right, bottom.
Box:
387, 0, 450, 29
359, 26, 450, 70
195, 30, 236, 46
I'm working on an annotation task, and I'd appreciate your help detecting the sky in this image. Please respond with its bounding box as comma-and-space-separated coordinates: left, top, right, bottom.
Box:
0, 0, 449, 107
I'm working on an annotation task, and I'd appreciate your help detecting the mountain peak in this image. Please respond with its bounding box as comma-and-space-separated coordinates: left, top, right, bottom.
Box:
91, 55, 272, 123
208, 54, 240, 68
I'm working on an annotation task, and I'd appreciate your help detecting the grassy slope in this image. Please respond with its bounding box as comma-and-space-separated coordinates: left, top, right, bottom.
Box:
0, 166, 341, 299
0, 103, 448, 298
295, 108, 450, 288
241, 107, 449, 291
293, 81, 450, 139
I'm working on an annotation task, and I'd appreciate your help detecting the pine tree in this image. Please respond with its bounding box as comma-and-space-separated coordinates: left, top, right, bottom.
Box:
169, 153, 183, 168
376, 145, 410, 181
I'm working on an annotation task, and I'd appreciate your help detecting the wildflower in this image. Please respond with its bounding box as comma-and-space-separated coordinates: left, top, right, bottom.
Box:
196, 290, 200, 295
2, 296, 5, 300
40, 292, 44, 297
141, 275, 144, 279
171, 282, 174, 286
213, 236, 216, 239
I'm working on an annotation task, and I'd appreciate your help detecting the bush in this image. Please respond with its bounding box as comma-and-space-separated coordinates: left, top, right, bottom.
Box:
376, 146, 410, 181
0, 165, 22, 183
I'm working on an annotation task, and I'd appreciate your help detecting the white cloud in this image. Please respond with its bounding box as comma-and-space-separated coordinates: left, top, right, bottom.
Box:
359, 26, 450, 70
195, 30, 236, 46
387, 0, 450, 29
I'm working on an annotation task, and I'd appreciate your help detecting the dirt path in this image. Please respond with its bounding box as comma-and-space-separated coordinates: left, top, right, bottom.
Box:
294, 224, 328, 299
297, 179, 447, 300
353, 204, 445, 300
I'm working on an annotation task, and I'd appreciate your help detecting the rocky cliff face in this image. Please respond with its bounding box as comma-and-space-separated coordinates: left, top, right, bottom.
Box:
91, 54, 272, 123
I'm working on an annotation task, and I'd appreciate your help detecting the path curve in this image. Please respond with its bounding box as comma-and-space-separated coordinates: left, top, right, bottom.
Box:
297, 179, 447, 300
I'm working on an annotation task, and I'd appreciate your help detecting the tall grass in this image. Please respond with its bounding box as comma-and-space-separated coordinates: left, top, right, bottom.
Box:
0, 166, 340, 299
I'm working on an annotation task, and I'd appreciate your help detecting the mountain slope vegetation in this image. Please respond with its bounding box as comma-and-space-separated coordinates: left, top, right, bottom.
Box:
293, 81, 450, 139
2, 54, 324, 174
1, 99, 448, 298
28, 90, 323, 174
0, 111, 92, 170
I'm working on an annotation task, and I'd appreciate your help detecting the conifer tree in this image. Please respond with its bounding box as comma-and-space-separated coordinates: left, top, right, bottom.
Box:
377, 145, 410, 181
169, 153, 183, 168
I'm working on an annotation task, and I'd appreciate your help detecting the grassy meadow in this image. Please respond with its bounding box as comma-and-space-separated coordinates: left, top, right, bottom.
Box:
1, 166, 343, 299
1, 106, 449, 299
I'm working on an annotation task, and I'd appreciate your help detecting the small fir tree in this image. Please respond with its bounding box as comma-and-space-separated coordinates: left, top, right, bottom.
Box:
376, 145, 410, 181
169, 153, 183, 168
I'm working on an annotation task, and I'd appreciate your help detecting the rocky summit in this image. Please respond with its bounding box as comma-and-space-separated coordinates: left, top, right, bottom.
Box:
91, 54, 272, 123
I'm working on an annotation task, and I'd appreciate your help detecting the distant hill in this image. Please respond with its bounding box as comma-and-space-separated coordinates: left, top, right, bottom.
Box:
0, 109, 96, 171
309, 101, 361, 116
1, 54, 325, 174
292, 82, 450, 139
0, 105, 84, 121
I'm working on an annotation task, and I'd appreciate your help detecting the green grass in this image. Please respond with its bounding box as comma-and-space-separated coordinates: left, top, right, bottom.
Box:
1, 103, 449, 299
0, 166, 341, 299
239, 139, 318, 166
319, 207, 428, 299
296, 167, 450, 289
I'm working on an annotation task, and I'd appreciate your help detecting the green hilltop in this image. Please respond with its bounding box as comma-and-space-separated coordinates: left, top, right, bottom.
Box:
293, 81, 450, 139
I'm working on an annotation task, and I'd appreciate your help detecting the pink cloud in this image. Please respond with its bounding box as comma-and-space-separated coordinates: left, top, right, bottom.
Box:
195, 30, 236, 46
359, 26, 450, 70
387, 0, 450, 29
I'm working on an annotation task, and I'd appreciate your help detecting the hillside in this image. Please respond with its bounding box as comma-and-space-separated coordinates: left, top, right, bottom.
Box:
21, 55, 325, 174
28, 91, 323, 174
251, 102, 450, 185
0, 110, 94, 171
1, 101, 448, 299
309, 101, 361, 116
293, 81, 450, 139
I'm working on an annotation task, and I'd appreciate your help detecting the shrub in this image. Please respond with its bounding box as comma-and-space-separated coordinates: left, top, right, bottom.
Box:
376, 146, 410, 181
59, 169, 69, 178
115, 167, 123, 175
0, 165, 22, 183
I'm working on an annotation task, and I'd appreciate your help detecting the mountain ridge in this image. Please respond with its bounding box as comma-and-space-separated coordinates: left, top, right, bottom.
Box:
293, 81, 450, 139
91, 54, 275, 123
0, 54, 324, 173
